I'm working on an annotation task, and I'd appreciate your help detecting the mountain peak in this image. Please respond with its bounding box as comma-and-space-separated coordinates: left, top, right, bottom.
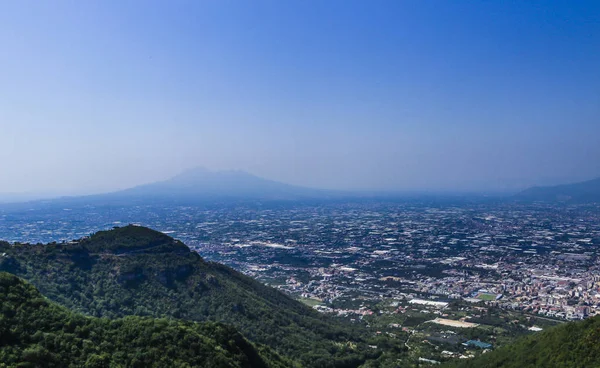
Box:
82, 225, 190, 255
116, 167, 334, 201
168, 167, 258, 184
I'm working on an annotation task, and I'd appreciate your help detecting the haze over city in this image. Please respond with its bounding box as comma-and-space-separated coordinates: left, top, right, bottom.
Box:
4, 2, 600, 367
1, 1, 599, 196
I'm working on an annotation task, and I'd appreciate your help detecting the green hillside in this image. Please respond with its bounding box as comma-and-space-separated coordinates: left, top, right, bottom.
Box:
0, 272, 290, 368
446, 316, 600, 368
0, 225, 389, 367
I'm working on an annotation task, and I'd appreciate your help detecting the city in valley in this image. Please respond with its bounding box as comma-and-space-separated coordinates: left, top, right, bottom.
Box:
2, 199, 598, 360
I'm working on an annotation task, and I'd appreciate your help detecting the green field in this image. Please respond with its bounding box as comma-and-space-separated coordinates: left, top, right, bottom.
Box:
298, 297, 323, 307
477, 293, 497, 301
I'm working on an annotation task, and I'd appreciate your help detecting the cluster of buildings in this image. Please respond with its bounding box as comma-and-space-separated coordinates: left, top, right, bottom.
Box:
184, 202, 600, 321
2, 200, 600, 322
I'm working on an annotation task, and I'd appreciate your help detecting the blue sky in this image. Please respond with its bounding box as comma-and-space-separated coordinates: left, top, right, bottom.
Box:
1, 0, 599, 194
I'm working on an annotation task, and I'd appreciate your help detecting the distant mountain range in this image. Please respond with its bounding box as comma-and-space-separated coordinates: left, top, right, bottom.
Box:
5, 168, 600, 207
0, 168, 349, 208
114, 167, 341, 201
516, 177, 600, 203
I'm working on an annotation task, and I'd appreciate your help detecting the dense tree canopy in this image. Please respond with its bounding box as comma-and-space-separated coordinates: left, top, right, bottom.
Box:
0, 226, 389, 367
0, 272, 291, 368
445, 316, 600, 368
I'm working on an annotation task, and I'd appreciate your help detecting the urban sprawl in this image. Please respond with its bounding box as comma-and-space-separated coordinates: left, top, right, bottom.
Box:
3, 201, 599, 322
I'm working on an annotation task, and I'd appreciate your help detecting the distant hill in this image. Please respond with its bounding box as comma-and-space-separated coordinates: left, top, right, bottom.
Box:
0, 192, 53, 203
0, 225, 388, 367
0, 272, 289, 368
516, 177, 600, 203
446, 316, 600, 368
0, 168, 348, 209
112, 167, 341, 202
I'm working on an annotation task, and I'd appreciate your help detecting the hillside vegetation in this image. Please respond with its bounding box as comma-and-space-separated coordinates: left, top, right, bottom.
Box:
446, 315, 600, 368
0, 225, 393, 367
0, 272, 290, 368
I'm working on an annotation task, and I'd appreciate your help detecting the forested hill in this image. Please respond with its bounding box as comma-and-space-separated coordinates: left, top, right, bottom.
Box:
0, 225, 388, 367
445, 315, 600, 368
0, 272, 290, 368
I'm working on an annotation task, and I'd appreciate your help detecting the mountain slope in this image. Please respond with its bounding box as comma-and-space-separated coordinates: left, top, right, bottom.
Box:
516, 177, 600, 203
118, 167, 333, 200
0, 225, 384, 367
446, 316, 600, 368
0, 272, 290, 368
0, 168, 347, 209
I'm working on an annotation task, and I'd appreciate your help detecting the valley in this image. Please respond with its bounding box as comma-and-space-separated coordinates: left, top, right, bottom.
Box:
2, 199, 598, 366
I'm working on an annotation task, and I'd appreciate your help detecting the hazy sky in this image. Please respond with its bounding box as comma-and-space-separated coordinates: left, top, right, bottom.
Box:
1, 1, 599, 194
